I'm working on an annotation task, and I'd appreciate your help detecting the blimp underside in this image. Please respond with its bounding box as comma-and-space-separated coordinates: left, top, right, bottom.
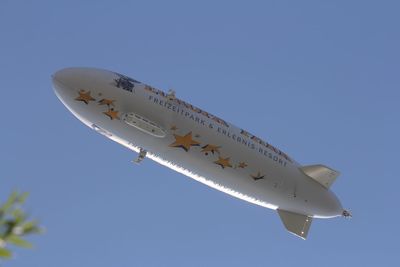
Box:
52, 67, 349, 239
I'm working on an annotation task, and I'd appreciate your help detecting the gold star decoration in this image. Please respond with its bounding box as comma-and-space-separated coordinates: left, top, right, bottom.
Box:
170, 125, 178, 131
75, 90, 95, 104
238, 162, 248, 169
214, 156, 232, 169
201, 144, 221, 155
169, 132, 200, 152
98, 98, 115, 107
251, 171, 265, 181
103, 108, 120, 120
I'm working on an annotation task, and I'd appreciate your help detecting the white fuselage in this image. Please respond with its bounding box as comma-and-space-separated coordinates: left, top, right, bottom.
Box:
52, 67, 343, 219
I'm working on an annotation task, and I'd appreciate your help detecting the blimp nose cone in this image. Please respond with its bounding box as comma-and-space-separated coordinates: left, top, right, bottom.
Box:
52, 68, 76, 105
52, 67, 92, 95
52, 67, 106, 124
52, 67, 128, 127
52, 67, 119, 95
52, 67, 109, 106
52, 68, 85, 101
52, 68, 76, 87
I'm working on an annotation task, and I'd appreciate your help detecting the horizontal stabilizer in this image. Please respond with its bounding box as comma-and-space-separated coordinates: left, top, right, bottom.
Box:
300, 164, 340, 189
278, 210, 313, 240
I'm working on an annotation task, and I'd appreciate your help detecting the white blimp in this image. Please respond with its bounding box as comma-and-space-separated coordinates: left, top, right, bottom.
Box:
52, 67, 350, 239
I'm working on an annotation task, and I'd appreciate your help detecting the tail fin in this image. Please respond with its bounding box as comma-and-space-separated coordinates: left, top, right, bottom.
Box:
300, 164, 340, 189
277, 210, 313, 240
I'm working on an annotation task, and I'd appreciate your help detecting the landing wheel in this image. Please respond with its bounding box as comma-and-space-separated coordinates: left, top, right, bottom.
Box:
134, 148, 147, 164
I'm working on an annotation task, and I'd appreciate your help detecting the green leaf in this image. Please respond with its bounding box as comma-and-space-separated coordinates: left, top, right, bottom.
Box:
6, 235, 33, 248
21, 221, 41, 235
17, 192, 29, 204
12, 208, 26, 224
8, 192, 19, 203
0, 247, 12, 259
0, 192, 18, 213
0, 191, 42, 256
2, 220, 16, 238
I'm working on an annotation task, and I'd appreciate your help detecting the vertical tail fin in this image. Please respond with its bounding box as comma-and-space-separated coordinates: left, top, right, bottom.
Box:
300, 164, 340, 189
277, 210, 313, 240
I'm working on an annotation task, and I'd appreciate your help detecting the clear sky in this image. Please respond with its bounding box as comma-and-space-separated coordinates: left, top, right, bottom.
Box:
1, 0, 399, 266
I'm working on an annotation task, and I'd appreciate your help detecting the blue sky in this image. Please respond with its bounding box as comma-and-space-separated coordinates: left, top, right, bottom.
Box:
1, 0, 399, 266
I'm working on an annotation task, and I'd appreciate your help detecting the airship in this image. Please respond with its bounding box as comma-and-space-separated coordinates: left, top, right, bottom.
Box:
52, 67, 350, 239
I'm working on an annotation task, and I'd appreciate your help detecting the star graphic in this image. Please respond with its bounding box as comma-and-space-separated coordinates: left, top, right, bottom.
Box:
98, 98, 115, 107
251, 171, 265, 181
214, 157, 232, 169
238, 162, 248, 169
103, 108, 120, 120
170, 125, 178, 131
201, 144, 221, 155
75, 90, 95, 104
169, 132, 200, 152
